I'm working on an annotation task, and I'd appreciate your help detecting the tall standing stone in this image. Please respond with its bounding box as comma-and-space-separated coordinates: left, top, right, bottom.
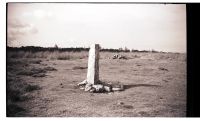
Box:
86, 44, 100, 85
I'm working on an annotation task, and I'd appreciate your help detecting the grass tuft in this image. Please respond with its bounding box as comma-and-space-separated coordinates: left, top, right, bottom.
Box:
25, 84, 41, 92
8, 50, 88, 60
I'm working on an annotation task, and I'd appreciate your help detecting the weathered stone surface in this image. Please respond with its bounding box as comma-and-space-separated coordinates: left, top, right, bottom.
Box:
86, 44, 100, 85
77, 44, 125, 93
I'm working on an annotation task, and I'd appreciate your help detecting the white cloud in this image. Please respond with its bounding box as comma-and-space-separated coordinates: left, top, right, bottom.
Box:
34, 9, 46, 19
7, 19, 38, 45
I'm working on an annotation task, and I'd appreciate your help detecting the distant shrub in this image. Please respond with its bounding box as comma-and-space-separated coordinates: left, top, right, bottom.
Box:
131, 49, 139, 52
57, 54, 70, 60
57, 56, 70, 60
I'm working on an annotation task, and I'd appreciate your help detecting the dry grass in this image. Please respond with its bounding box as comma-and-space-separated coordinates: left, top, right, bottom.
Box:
7, 76, 41, 116
7, 51, 186, 117
7, 50, 88, 60
6, 58, 51, 116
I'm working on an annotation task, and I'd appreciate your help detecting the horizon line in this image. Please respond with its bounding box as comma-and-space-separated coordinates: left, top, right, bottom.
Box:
6, 45, 186, 54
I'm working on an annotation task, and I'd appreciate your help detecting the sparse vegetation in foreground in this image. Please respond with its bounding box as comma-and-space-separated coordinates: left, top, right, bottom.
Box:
6, 47, 186, 117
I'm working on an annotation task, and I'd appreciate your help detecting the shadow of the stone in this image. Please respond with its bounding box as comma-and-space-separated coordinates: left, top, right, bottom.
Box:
124, 84, 161, 90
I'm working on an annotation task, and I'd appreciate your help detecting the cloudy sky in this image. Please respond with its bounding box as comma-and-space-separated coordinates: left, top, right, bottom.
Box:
7, 3, 186, 52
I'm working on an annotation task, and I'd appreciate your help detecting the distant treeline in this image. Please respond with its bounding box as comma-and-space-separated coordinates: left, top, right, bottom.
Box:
7, 46, 89, 52
7, 46, 162, 53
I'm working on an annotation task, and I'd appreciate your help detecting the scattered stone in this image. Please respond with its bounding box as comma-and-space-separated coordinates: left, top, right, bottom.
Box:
77, 44, 125, 93
112, 54, 119, 59
112, 87, 122, 91
77, 80, 125, 93
104, 85, 112, 92
79, 86, 85, 90
85, 83, 92, 91
112, 85, 124, 91
112, 54, 128, 60
89, 88, 96, 93
77, 79, 87, 86
92, 84, 104, 92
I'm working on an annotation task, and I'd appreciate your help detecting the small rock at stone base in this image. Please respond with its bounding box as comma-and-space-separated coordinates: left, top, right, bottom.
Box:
78, 79, 87, 86
112, 87, 123, 91
104, 86, 111, 92
92, 84, 104, 92
89, 88, 96, 93
85, 83, 92, 91
112, 84, 124, 91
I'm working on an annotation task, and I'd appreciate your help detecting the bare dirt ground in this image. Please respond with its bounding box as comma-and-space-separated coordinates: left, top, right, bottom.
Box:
7, 52, 186, 117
